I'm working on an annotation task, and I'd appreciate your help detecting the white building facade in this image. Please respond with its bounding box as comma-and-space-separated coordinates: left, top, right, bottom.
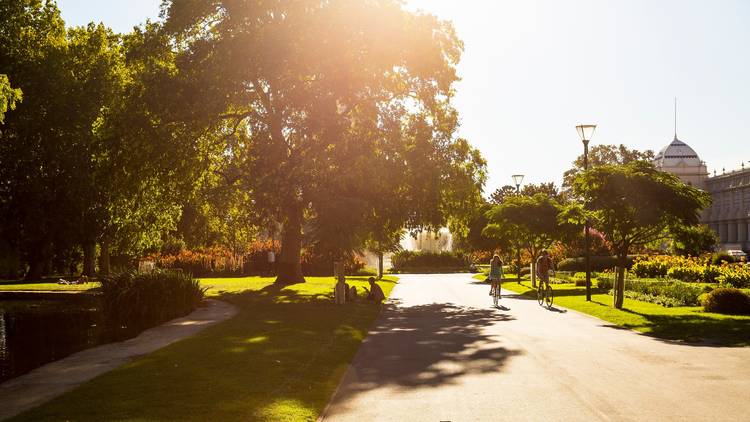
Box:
653, 136, 749, 252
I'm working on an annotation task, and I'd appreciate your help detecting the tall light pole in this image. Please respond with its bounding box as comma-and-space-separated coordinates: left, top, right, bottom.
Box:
576, 124, 596, 301
512, 174, 524, 284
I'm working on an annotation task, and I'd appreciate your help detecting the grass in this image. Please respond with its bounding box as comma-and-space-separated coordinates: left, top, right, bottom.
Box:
0, 280, 100, 291
475, 274, 750, 346
12, 275, 397, 421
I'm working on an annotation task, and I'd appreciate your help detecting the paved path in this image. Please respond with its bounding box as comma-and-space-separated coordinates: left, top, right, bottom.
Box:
0, 299, 237, 421
322, 274, 750, 422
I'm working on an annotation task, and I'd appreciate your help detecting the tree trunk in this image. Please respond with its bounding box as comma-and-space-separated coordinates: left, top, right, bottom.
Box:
99, 239, 110, 277
25, 258, 44, 281
614, 255, 626, 309
82, 241, 96, 277
275, 204, 305, 284
377, 251, 384, 280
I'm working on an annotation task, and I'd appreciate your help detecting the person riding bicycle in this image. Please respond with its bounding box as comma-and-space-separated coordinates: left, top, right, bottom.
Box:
488, 255, 503, 297
536, 250, 554, 287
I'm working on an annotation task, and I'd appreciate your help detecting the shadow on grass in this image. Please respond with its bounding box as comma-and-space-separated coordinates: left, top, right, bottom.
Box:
617, 308, 750, 347
12, 286, 389, 421
327, 302, 521, 414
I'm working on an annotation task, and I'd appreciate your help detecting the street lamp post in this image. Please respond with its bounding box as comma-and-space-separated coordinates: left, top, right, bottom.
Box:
576, 124, 596, 302
512, 174, 524, 284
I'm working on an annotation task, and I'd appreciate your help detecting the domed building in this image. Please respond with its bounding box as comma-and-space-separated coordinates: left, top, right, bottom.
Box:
652, 136, 709, 188
653, 135, 749, 253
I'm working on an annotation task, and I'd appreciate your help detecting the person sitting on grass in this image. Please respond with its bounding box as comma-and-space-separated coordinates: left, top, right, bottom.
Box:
365, 277, 385, 303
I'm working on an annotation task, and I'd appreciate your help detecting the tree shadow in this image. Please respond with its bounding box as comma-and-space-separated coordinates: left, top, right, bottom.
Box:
13, 285, 390, 421
616, 307, 750, 347
328, 302, 521, 412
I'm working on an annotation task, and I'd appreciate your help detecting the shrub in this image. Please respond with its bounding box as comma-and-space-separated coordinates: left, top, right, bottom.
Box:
712, 252, 734, 265
101, 270, 206, 328
597, 276, 613, 291
702, 288, 750, 315
623, 278, 703, 306
557, 256, 636, 272
631, 256, 671, 278
702, 265, 722, 283
716, 266, 750, 288
666, 265, 703, 282
391, 251, 468, 271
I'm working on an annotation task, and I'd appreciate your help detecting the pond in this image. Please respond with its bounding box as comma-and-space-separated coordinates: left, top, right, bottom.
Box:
0, 296, 145, 383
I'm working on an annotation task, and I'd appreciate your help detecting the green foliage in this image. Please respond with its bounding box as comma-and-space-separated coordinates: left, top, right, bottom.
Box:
484, 193, 577, 283
712, 252, 734, 265
563, 144, 655, 190
702, 288, 750, 315
666, 265, 704, 282
557, 256, 635, 272
573, 161, 711, 308
101, 270, 205, 327
0, 74, 22, 124
716, 266, 750, 288
621, 278, 704, 306
390, 251, 468, 271
596, 277, 613, 291
160, 0, 486, 283
669, 224, 718, 256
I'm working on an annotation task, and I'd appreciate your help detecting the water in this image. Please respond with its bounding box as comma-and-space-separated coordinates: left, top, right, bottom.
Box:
0, 297, 144, 383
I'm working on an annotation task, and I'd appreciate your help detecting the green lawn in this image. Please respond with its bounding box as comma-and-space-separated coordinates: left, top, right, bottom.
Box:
12, 276, 397, 421
0, 280, 100, 291
479, 275, 750, 346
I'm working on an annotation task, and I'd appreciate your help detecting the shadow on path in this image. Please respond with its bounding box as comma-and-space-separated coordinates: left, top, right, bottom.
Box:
331, 302, 521, 408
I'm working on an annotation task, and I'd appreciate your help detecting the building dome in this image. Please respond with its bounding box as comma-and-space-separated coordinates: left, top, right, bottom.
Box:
653, 135, 708, 188
653, 136, 703, 168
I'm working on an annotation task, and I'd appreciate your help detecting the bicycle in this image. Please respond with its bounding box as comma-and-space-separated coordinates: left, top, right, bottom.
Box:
491, 280, 501, 307
536, 270, 554, 308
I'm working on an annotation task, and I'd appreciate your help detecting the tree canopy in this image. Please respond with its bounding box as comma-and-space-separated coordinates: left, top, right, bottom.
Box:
484, 193, 576, 286
563, 144, 654, 190
572, 161, 711, 308
159, 0, 486, 283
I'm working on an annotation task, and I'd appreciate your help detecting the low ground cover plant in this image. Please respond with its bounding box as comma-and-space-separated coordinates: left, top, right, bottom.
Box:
631, 255, 750, 286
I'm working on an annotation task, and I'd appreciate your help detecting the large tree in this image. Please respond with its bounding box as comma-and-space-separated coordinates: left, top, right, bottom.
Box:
572, 161, 710, 308
484, 194, 576, 287
0, 3, 200, 278
160, 0, 486, 284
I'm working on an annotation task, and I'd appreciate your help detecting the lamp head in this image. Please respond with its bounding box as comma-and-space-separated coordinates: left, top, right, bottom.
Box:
576, 124, 597, 142
511, 174, 524, 186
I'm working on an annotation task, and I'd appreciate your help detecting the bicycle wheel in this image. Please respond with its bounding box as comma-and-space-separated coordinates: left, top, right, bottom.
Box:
537, 285, 544, 306
545, 285, 554, 308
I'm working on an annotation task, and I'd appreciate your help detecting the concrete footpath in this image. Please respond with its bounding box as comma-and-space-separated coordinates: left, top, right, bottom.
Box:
0, 299, 237, 421
322, 274, 750, 422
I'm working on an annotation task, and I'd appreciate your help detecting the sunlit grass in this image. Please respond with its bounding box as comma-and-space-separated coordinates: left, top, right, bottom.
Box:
475, 275, 750, 346
0, 281, 100, 291
13, 276, 397, 421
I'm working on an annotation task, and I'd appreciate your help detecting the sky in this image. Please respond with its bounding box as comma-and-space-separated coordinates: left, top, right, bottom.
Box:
57, 0, 750, 194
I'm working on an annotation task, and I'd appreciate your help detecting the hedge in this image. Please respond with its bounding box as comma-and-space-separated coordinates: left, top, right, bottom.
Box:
391, 251, 468, 271
557, 256, 637, 272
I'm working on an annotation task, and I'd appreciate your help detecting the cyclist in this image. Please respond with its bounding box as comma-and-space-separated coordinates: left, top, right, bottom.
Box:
488, 255, 503, 297
536, 249, 554, 287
